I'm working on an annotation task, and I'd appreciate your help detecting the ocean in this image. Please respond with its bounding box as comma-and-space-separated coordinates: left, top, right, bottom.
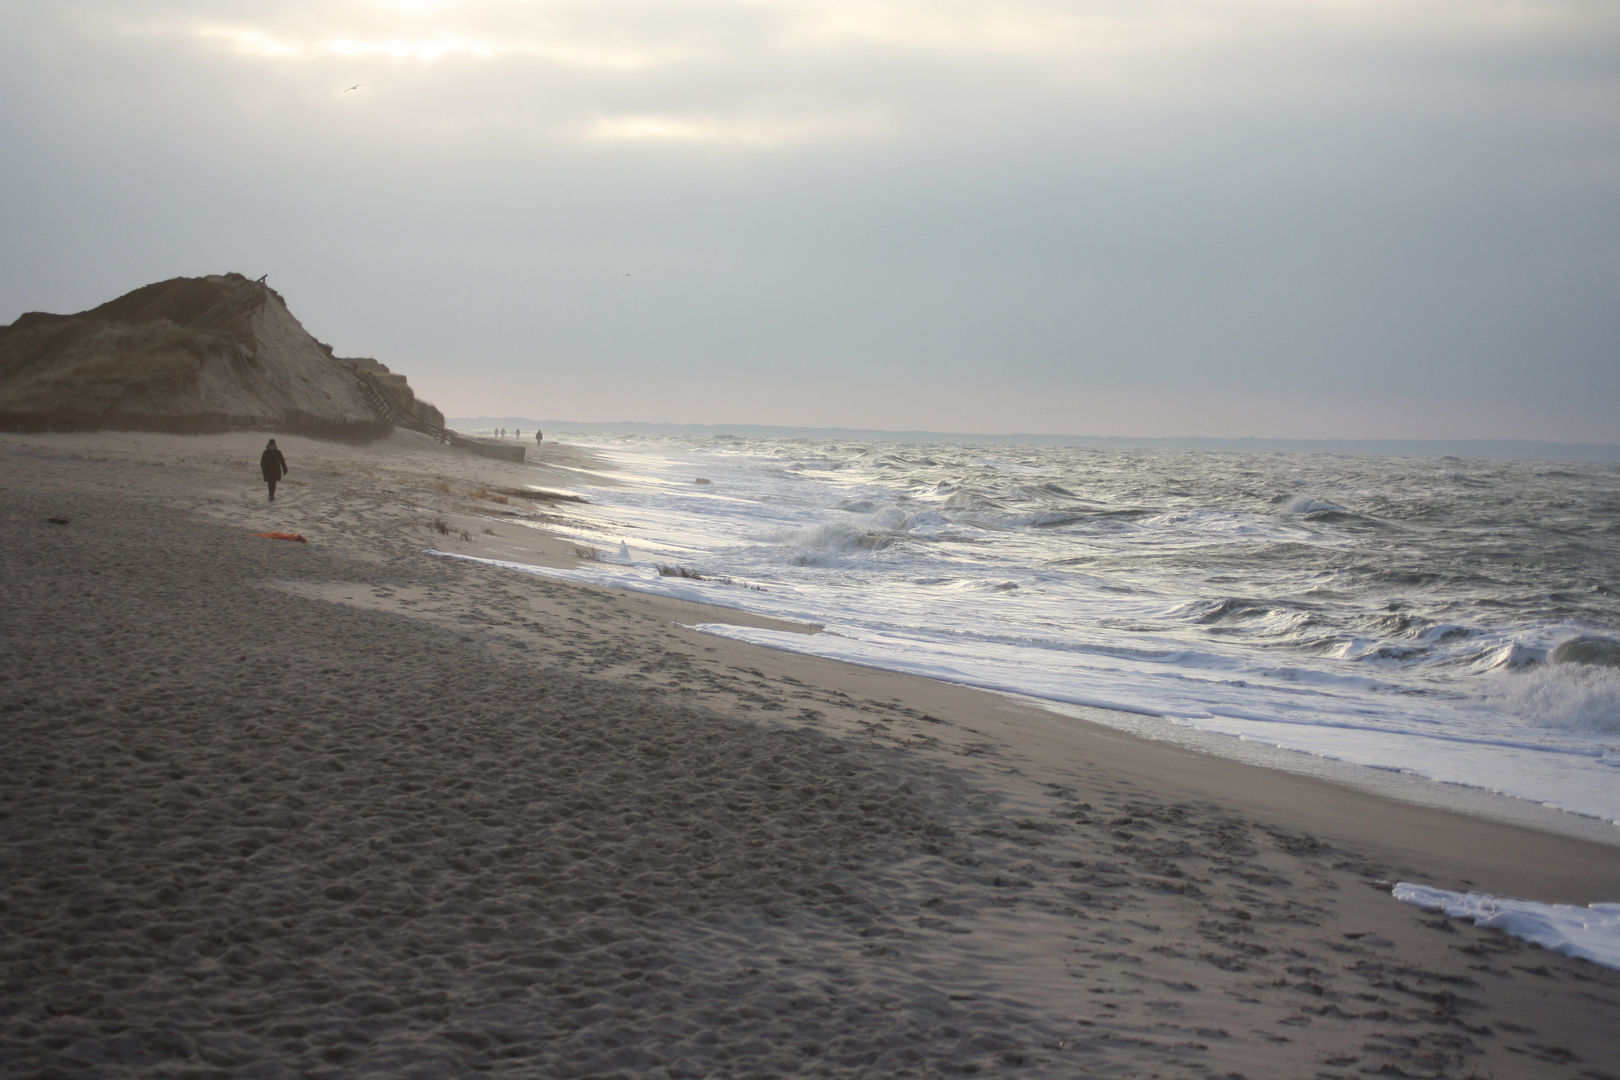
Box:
455, 431, 1620, 830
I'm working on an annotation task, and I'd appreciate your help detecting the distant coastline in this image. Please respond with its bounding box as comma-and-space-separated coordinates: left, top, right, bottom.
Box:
450, 418, 1620, 462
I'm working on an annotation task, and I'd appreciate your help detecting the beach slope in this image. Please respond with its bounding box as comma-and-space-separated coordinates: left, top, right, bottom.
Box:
2, 431, 1617, 1079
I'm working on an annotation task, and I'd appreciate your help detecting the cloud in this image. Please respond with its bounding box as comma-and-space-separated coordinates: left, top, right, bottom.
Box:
3, 0, 1617, 439
91, 0, 1610, 165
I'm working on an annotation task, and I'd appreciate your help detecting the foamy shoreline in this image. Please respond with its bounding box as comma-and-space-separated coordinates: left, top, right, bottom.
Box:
4, 429, 1618, 1078
509, 432, 1620, 830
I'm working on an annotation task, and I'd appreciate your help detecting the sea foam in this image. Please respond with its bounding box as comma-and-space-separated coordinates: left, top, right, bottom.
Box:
1483, 664, 1620, 735
1393, 884, 1620, 972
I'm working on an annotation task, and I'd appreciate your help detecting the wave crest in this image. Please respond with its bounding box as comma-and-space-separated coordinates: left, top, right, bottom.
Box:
1551, 636, 1620, 668
777, 507, 911, 564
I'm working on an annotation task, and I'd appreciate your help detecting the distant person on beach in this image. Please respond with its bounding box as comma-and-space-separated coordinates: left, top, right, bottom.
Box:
516, 429, 522, 440
260, 439, 288, 501
535, 430, 543, 444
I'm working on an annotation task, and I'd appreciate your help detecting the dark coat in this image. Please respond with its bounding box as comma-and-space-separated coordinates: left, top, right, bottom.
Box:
260, 446, 288, 482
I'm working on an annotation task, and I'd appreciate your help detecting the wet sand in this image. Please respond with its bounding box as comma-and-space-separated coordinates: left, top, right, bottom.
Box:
2, 429, 1617, 1079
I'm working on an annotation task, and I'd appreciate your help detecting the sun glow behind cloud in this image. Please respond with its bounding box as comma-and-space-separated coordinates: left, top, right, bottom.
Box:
588, 110, 888, 147
327, 35, 495, 61
187, 23, 689, 70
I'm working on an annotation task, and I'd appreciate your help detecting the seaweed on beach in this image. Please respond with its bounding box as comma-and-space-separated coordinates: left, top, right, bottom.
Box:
658, 563, 767, 590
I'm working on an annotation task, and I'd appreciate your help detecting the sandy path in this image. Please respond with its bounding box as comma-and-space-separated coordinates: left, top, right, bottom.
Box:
3, 431, 1618, 1079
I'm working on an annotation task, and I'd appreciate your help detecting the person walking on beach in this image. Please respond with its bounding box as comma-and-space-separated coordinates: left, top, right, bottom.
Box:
535, 429, 543, 444
260, 439, 289, 501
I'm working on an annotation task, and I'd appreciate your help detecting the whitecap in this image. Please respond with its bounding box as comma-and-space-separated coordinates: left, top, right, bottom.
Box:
1475, 641, 1547, 671
1482, 664, 1620, 734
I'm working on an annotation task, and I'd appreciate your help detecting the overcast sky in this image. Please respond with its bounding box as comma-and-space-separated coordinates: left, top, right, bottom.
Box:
3, 1, 1617, 440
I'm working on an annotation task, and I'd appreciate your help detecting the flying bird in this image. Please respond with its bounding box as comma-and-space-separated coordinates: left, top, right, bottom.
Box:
345, 84, 362, 92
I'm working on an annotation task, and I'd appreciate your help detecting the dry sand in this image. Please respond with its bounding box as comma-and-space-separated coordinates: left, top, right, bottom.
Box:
2, 429, 1618, 1080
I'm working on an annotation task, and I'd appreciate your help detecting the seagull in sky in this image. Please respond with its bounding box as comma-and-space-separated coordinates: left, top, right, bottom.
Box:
345, 84, 362, 92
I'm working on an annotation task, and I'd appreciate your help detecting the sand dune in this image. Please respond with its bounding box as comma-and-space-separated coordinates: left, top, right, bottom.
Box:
0, 274, 441, 443
2, 430, 1617, 1078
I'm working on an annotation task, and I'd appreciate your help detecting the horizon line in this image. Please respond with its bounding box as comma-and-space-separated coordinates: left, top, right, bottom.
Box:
445, 419, 1620, 461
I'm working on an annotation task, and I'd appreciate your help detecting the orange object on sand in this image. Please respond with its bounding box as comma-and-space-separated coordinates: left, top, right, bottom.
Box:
256, 532, 308, 543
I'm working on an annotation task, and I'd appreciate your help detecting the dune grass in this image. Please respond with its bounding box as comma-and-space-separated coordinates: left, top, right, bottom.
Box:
0, 319, 206, 413
466, 485, 508, 504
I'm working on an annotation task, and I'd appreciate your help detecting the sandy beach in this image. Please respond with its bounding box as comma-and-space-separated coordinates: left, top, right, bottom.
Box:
3, 429, 1618, 1080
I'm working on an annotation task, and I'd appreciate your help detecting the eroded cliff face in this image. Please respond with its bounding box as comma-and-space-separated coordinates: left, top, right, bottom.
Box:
0, 273, 443, 442
344, 355, 448, 431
